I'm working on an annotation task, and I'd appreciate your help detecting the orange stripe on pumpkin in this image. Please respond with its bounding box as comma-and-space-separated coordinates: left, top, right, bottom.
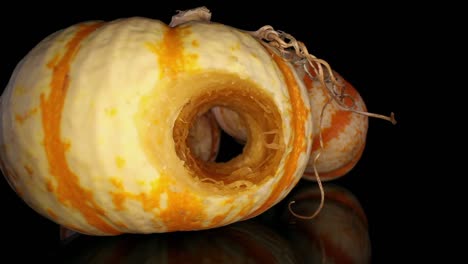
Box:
40, 22, 120, 234
47, 208, 58, 220
209, 197, 235, 226
247, 50, 309, 218
15, 107, 38, 124
303, 70, 313, 92
110, 176, 207, 231
23, 164, 33, 176
158, 182, 206, 231
146, 26, 198, 79
46, 54, 60, 69
311, 111, 352, 151
209, 213, 229, 226
304, 73, 358, 151
127, 25, 205, 231
303, 72, 367, 179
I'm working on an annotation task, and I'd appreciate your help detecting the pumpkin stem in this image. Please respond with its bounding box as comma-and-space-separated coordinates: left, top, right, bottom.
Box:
170, 6, 212, 27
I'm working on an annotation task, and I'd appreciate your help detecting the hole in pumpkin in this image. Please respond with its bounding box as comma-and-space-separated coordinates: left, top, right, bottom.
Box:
187, 111, 222, 162
187, 106, 246, 163
172, 73, 285, 190
215, 128, 245, 163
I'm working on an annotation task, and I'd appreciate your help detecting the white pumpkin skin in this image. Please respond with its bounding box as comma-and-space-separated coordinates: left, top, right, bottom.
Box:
0, 17, 312, 235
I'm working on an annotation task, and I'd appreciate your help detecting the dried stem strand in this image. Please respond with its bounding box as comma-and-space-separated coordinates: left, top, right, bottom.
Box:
252, 25, 396, 219
287, 100, 329, 220
251, 25, 396, 124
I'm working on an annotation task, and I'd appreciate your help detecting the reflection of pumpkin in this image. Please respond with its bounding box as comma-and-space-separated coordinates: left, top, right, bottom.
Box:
281, 183, 371, 264
59, 221, 298, 263
0, 7, 312, 235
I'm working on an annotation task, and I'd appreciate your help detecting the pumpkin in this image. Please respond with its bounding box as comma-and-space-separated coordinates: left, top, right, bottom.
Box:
0, 7, 313, 235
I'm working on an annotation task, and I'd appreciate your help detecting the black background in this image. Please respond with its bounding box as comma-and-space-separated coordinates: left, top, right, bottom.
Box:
0, 1, 417, 262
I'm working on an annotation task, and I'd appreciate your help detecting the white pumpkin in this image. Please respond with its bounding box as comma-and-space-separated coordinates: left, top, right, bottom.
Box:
0, 8, 312, 235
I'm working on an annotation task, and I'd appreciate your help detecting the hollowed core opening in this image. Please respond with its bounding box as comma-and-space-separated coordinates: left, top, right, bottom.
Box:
173, 77, 285, 187
215, 124, 245, 163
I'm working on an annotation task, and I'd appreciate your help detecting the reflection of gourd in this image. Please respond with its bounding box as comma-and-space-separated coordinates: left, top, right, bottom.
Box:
213, 68, 368, 181
60, 221, 298, 263
0, 7, 312, 235
281, 183, 371, 264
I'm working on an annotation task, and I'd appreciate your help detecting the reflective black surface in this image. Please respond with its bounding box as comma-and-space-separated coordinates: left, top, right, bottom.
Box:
1, 2, 411, 263
2, 174, 404, 263
54, 182, 372, 263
